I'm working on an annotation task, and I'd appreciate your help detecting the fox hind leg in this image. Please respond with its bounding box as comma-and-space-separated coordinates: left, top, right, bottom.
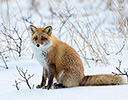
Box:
54, 70, 81, 88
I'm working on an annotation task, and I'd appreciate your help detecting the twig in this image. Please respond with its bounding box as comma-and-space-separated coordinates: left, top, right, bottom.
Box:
102, 46, 110, 56
13, 80, 21, 90
112, 60, 128, 82
0, 54, 8, 69
22, 16, 33, 24
115, 40, 125, 55
86, 57, 102, 63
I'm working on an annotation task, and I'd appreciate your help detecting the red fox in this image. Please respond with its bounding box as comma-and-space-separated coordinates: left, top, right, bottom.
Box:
29, 25, 126, 89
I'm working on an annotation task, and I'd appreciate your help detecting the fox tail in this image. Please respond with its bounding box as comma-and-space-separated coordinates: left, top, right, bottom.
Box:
80, 74, 126, 86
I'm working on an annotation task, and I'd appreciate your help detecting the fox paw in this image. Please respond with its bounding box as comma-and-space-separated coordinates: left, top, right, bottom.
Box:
36, 85, 51, 89
36, 84, 42, 89
53, 83, 64, 89
43, 86, 49, 89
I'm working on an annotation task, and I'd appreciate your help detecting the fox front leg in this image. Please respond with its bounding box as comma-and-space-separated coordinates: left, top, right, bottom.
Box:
36, 67, 48, 88
47, 62, 56, 90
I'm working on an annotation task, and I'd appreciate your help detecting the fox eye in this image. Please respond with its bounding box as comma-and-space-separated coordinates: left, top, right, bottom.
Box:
41, 38, 47, 40
34, 37, 38, 40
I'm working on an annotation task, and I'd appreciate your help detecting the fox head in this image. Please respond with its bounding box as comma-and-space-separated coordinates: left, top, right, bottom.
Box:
29, 25, 53, 49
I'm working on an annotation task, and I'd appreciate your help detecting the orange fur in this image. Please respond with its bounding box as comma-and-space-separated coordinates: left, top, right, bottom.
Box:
30, 25, 126, 89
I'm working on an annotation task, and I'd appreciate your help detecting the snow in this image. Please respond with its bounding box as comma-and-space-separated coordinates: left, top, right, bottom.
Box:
1, 85, 128, 100
0, 0, 128, 100
0, 57, 128, 100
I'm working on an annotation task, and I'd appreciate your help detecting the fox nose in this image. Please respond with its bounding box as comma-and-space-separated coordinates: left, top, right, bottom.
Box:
36, 44, 40, 47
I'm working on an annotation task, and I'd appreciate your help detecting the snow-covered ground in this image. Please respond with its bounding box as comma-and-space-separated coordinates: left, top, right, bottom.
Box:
0, 57, 128, 100
0, 0, 128, 100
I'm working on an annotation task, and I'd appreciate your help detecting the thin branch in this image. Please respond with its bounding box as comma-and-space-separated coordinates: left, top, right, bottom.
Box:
115, 40, 125, 55
101, 46, 110, 56
13, 80, 21, 90
112, 60, 128, 83
0, 54, 8, 69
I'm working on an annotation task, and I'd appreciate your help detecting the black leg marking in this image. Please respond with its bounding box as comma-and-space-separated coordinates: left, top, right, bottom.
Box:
40, 76, 45, 87
47, 73, 53, 90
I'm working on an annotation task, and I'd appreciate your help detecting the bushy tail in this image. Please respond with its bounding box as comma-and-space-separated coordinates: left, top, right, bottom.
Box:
80, 74, 126, 86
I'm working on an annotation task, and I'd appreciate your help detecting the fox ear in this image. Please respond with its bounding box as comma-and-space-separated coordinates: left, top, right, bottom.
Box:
44, 26, 52, 36
29, 25, 37, 35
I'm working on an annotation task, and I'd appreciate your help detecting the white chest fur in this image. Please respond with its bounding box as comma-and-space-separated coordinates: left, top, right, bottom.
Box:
30, 41, 52, 68
33, 48, 48, 68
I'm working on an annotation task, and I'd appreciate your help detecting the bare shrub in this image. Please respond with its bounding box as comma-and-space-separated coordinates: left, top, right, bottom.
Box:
13, 66, 34, 90
0, 0, 128, 69
112, 60, 128, 83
